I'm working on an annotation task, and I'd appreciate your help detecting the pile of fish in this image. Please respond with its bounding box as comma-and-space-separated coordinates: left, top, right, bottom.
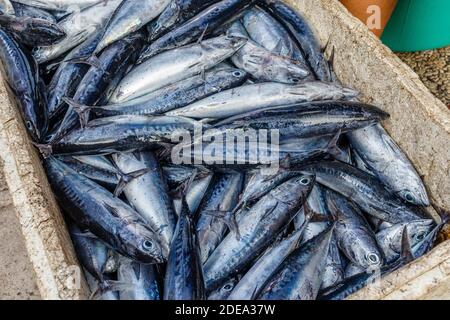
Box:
0, 0, 447, 300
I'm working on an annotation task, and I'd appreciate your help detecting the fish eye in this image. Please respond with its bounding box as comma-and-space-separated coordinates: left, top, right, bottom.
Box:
233, 71, 243, 77
223, 283, 234, 291
366, 253, 381, 265
416, 232, 425, 241
142, 240, 154, 251
300, 177, 311, 185
291, 78, 300, 83
25, 121, 33, 130
403, 191, 415, 203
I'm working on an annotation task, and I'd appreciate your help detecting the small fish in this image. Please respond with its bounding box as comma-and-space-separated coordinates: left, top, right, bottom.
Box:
69, 223, 113, 286
216, 101, 388, 139
147, 0, 220, 42
60, 155, 150, 194
12, 0, 105, 12
37, 115, 200, 156
51, 31, 145, 140
242, 7, 306, 64
11, 1, 56, 22
167, 82, 359, 119
301, 161, 425, 224
113, 151, 177, 258
94, 0, 172, 54
293, 185, 345, 290
45, 30, 103, 125
117, 256, 161, 300
261, 0, 333, 81
228, 21, 311, 84
228, 212, 311, 300
137, 0, 257, 64
164, 197, 205, 300
326, 190, 384, 270
0, 28, 47, 141
81, 67, 247, 117
258, 224, 335, 300
196, 172, 244, 263
46, 157, 165, 263
0, 15, 66, 47
320, 226, 415, 300
110, 35, 246, 103
347, 124, 430, 206
204, 174, 315, 291
32, 0, 122, 63
376, 219, 436, 263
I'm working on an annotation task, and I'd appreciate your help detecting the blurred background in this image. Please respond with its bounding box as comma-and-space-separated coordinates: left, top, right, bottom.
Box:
341, 0, 450, 108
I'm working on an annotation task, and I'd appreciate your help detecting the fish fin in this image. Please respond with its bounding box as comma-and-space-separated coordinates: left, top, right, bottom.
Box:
114, 168, 152, 197
180, 194, 193, 218
326, 129, 342, 156
103, 280, 136, 293
279, 154, 291, 169
327, 45, 337, 82
168, 184, 184, 198
103, 203, 122, 219
197, 23, 209, 44
249, 285, 260, 301
62, 97, 92, 128
204, 210, 241, 240
89, 280, 131, 300
45, 60, 63, 72
183, 167, 199, 193
71, 231, 97, 239
65, 54, 105, 72
260, 202, 279, 222
309, 213, 331, 223
155, 142, 175, 160
400, 226, 414, 262
272, 38, 286, 54
32, 142, 53, 158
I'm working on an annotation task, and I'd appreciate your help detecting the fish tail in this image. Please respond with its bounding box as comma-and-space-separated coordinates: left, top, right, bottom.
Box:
31, 142, 53, 158
62, 97, 92, 128
114, 168, 153, 197
203, 209, 241, 240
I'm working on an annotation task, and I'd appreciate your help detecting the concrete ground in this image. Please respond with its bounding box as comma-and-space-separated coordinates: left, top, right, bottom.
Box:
0, 172, 40, 300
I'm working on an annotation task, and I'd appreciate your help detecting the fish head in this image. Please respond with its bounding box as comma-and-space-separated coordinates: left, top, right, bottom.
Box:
202, 35, 247, 60
228, 68, 247, 82
363, 251, 384, 269
347, 236, 384, 270
208, 277, 240, 300
405, 219, 436, 247
281, 60, 311, 84
397, 187, 430, 207
272, 174, 316, 206
121, 223, 166, 264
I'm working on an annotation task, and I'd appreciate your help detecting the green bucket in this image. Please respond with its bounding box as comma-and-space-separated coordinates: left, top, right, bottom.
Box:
381, 0, 450, 52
